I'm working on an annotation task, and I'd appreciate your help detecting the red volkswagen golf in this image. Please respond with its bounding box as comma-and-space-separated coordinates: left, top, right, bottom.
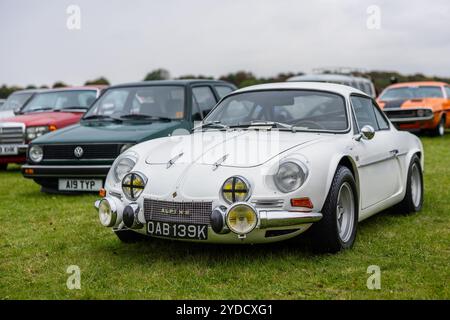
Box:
0, 86, 104, 170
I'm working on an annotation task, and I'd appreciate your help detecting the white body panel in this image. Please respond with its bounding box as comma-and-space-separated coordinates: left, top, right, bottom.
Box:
101, 82, 424, 243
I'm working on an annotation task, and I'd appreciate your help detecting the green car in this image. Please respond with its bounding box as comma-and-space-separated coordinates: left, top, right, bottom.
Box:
22, 80, 236, 193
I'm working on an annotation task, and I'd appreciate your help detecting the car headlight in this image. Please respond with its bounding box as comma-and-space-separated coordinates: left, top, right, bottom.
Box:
98, 198, 117, 227
113, 151, 138, 183
221, 176, 251, 204
29, 145, 43, 163
274, 161, 307, 193
122, 172, 147, 200
226, 203, 258, 235
26, 126, 54, 141
120, 143, 135, 154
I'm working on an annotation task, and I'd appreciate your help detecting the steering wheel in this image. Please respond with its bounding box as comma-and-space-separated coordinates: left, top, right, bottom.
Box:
291, 120, 326, 130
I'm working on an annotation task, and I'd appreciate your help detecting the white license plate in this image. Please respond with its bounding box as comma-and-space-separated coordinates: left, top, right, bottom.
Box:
58, 179, 103, 191
147, 221, 208, 240
0, 145, 18, 155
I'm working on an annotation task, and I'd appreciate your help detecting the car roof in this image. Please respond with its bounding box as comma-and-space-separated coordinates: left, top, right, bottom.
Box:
234, 81, 368, 97
10, 88, 47, 95
288, 74, 373, 84
108, 79, 234, 89
41, 86, 104, 92
9, 86, 103, 96
386, 81, 448, 88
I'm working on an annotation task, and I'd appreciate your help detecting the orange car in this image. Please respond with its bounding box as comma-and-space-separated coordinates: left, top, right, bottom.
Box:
377, 81, 450, 136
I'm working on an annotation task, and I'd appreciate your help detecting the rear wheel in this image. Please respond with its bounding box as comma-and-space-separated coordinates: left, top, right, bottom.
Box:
432, 116, 445, 137
114, 229, 148, 243
394, 155, 423, 214
309, 166, 358, 253
0, 164, 7, 171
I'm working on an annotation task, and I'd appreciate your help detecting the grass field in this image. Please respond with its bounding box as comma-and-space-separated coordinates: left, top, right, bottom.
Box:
0, 134, 449, 300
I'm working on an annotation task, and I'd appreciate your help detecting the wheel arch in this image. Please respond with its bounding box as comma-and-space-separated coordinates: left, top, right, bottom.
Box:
324, 154, 360, 211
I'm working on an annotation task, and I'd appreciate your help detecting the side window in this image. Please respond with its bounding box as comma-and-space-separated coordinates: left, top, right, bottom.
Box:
444, 86, 450, 99
351, 96, 379, 130
372, 101, 389, 130
192, 86, 216, 120
215, 86, 234, 99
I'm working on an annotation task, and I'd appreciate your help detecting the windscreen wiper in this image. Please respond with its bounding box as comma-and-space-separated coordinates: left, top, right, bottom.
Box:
116, 114, 172, 122
83, 114, 122, 122
194, 121, 229, 131
55, 106, 89, 112
28, 107, 53, 112
229, 120, 296, 131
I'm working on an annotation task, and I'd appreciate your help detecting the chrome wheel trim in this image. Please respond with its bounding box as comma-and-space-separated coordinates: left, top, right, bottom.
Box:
336, 182, 355, 243
438, 119, 445, 136
410, 163, 422, 208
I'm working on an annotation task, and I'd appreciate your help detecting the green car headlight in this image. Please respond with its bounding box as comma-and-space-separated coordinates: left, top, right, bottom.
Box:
29, 145, 43, 163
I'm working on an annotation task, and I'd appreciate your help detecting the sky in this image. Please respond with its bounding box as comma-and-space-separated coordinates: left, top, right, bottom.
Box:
0, 0, 449, 87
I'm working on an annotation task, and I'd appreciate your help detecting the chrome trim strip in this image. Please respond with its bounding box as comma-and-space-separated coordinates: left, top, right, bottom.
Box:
259, 210, 322, 229
389, 116, 434, 122
358, 155, 395, 168
357, 151, 406, 168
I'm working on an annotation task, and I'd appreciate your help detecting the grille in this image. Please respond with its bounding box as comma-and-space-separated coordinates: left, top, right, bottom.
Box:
144, 199, 212, 225
384, 109, 417, 119
0, 126, 24, 144
252, 199, 284, 209
43, 144, 120, 160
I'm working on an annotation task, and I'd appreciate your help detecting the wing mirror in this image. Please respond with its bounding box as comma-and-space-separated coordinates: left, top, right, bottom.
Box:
355, 125, 375, 141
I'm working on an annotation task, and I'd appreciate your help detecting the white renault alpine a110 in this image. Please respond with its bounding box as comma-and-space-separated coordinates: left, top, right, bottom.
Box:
95, 82, 424, 253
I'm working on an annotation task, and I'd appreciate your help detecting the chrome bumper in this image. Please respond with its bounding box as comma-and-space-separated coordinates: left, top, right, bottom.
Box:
22, 164, 111, 178
259, 210, 322, 228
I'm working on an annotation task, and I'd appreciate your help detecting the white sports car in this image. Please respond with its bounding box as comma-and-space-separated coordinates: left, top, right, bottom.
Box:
95, 82, 424, 253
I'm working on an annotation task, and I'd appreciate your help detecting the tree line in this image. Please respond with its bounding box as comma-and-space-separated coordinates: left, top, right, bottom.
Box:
1, 69, 450, 99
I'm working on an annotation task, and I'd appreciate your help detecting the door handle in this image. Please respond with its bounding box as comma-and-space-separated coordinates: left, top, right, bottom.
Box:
390, 149, 399, 157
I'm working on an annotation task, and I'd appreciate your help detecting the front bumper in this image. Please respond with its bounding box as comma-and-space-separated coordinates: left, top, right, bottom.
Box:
22, 164, 111, 178
0, 144, 28, 164
95, 197, 323, 244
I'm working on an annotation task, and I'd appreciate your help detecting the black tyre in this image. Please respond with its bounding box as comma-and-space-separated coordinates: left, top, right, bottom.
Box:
394, 155, 423, 214
0, 164, 7, 171
431, 116, 445, 137
114, 229, 148, 243
309, 166, 358, 253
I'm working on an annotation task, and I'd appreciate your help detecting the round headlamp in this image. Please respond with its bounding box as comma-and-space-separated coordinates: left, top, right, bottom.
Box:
122, 172, 147, 200
221, 176, 251, 204
29, 145, 43, 163
274, 161, 307, 193
226, 203, 258, 235
98, 198, 117, 227
113, 151, 138, 183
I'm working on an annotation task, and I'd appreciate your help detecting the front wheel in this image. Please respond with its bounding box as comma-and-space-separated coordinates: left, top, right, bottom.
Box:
309, 166, 358, 253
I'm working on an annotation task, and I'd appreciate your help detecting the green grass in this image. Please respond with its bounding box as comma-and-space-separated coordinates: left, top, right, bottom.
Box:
1, 134, 449, 300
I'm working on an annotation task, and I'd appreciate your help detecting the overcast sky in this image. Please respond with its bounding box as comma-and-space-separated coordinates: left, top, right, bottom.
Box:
0, 0, 449, 87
